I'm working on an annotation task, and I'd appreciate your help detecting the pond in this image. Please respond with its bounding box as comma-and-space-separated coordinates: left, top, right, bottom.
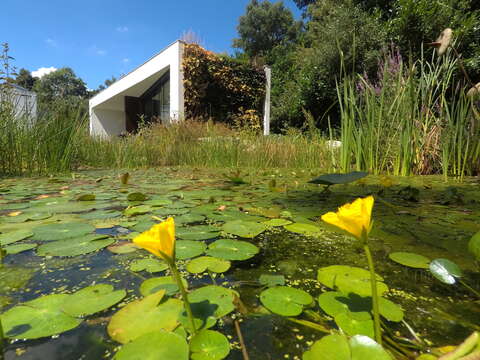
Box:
0, 168, 479, 359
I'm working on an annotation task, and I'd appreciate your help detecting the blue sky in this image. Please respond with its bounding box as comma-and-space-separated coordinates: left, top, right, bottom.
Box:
1, 0, 301, 89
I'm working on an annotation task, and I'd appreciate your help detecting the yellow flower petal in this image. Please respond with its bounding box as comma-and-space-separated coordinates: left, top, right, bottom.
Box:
322, 196, 374, 240
133, 217, 176, 262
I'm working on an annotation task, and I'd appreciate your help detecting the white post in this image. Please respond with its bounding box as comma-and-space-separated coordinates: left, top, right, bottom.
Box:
263, 66, 271, 136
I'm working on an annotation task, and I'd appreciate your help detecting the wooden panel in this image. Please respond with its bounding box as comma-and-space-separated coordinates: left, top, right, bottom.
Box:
124, 96, 142, 133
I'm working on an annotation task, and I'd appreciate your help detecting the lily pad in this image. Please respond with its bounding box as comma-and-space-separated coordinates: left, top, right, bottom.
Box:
108, 290, 183, 344
176, 240, 206, 260
177, 225, 220, 241
175, 213, 206, 224
36, 235, 114, 257
222, 220, 267, 238
308, 171, 368, 185
206, 239, 259, 261
186, 256, 231, 274
335, 311, 374, 338
130, 258, 169, 273
388, 252, 430, 269
107, 242, 139, 254
140, 276, 188, 297
190, 330, 230, 360
32, 222, 95, 241
5, 243, 37, 254
259, 274, 286, 287
468, 231, 480, 261
188, 285, 237, 318
124, 205, 152, 217
260, 286, 313, 316
127, 192, 148, 201
263, 218, 292, 227
0, 229, 33, 245
62, 284, 126, 317
284, 222, 321, 235
76, 194, 96, 201
114, 330, 189, 360
317, 265, 388, 297
429, 258, 463, 285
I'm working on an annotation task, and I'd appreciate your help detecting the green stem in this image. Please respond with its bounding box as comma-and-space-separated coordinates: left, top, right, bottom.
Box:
169, 263, 197, 335
363, 243, 382, 345
0, 317, 4, 360
459, 279, 480, 298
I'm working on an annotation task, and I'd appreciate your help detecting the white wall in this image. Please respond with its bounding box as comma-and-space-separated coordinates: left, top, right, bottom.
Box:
89, 40, 185, 136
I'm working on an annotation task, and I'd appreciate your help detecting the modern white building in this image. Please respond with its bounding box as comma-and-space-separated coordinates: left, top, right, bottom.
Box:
89, 40, 185, 137
0, 84, 37, 120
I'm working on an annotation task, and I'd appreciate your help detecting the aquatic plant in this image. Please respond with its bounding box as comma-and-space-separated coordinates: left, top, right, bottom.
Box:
322, 196, 382, 345
133, 217, 197, 335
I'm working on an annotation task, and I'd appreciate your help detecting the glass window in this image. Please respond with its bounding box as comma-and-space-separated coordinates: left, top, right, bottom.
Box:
141, 72, 170, 124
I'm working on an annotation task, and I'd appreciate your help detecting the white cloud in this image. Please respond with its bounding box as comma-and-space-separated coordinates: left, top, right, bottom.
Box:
45, 38, 57, 47
32, 66, 57, 78
96, 49, 107, 56
116, 26, 129, 33
122, 58, 130, 63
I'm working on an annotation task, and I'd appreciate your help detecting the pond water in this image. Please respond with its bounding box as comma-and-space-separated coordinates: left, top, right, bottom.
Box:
0, 168, 479, 359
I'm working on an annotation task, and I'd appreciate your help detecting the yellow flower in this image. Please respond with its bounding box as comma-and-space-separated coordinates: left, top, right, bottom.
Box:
133, 217, 175, 262
321, 196, 374, 241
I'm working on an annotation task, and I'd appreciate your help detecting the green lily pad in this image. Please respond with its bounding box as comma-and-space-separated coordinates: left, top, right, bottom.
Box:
130, 258, 169, 273
144, 199, 173, 207
107, 242, 139, 254
186, 256, 231, 274
36, 235, 114, 257
303, 334, 392, 360
2, 297, 82, 339
175, 213, 206, 224
468, 231, 480, 261
222, 220, 267, 238
32, 222, 95, 241
317, 266, 388, 297
190, 330, 230, 360
260, 286, 313, 316
76, 194, 96, 201
284, 222, 321, 235
177, 225, 220, 241
140, 276, 188, 297
4, 243, 37, 254
108, 290, 183, 344
114, 330, 189, 360
206, 239, 259, 261
263, 218, 292, 227
308, 171, 368, 185
259, 274, 286, 287
188, 285, 237, 318
127, 192, 148, 201
388, 252, 430, 269
124, 205, 152, 217
80, 210, 121, 220
176, 240, 206, 260
0, 229, 33, 245
429, 258, 463, 285
335, 311, 374, 338
62, 284, 126, 317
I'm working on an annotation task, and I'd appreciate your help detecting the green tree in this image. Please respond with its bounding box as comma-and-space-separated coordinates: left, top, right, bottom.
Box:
14, 68, 36, 90
34, 67, 87, 104
233, 0, 302, 62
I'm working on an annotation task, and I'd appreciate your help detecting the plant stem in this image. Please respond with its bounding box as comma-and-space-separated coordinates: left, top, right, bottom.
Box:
363, 243, 382, 345
459, 279, 480, 298
0, 317, 4, 360
169, 264, 197, 335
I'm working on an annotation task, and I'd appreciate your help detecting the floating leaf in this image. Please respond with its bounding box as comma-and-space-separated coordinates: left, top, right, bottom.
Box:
36, 235, 113, 257
76, 194, 96, 201
140, 276, 188, 297
175, 213, 206, 224
32, 222, 95, 241
176, 240, 206, 260
308, 171, 368, 185
317, 265, 388, 297
177, 225, 220, 241
190, 330, 230, 360
130, 258, 169, 273
127, 192, 148, 201
429, 258, 462, 285
284, 222, 321, 235
349, 335, 392, 359
206, 239, 259, 261
388, 252, 430, 269
0, 229, 33, 246
62, 284, 126, 317
114, 330, 189, 360
263, 218, 292, 227
222, 220, 267, 238
188, 286, 237, 318
124, 205, 152, 217
108, 290, 183, 344
259, 274, 285, 287
468, 231, 480, 261
5, 243, 37, 254
107, 242, 139, 254
260, 286, 313, 316
186, 256, 231, 274
335, 311, 374, 338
